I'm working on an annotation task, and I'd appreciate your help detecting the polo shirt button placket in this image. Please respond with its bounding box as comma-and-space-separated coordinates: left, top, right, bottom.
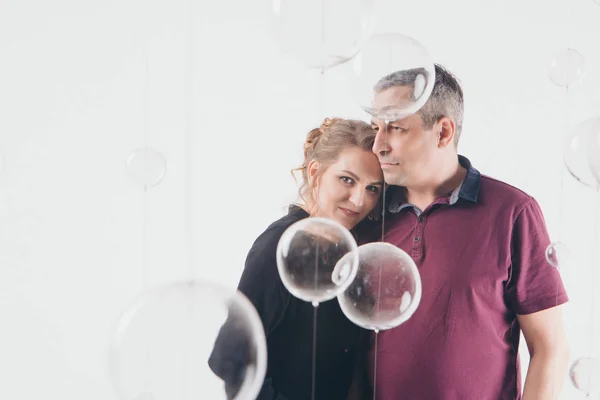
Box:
411, 213, 425, 260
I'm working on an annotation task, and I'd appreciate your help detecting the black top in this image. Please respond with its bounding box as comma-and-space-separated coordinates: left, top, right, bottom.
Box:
210, 205, 369, 400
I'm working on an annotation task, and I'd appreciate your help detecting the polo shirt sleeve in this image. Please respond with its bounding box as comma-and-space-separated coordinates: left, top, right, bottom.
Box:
505, 197, 569, 315
237, 224, 292, 400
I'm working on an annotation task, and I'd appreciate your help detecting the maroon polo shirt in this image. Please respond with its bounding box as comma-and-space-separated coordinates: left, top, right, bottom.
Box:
368, 155, 568, 400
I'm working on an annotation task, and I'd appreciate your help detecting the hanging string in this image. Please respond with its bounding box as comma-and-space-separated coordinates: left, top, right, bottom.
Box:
556, 0, 574, 247
184, 0, 196, 281
311, 244, 320, 400
589, 191, 600, 395
139, 41, 152, 396
372, 327, 379, 400
141, 46, 150, 291
317, 0, 326, 121
310, 3, 326, 400
551, 1, 572, 398
371, 120, 389, 400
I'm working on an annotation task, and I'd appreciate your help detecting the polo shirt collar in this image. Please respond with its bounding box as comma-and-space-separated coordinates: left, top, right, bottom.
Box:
387, 154, 481, 214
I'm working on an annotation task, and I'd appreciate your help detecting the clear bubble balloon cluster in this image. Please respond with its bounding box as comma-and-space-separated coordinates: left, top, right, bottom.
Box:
269, 0, 436, 120
109, 281, 267, 400
276, 218, 422, 331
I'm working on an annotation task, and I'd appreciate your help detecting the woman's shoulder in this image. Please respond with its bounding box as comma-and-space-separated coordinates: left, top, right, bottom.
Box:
246, 205, 309, 261
256, 205, 308, 241
239, 205, 308, 290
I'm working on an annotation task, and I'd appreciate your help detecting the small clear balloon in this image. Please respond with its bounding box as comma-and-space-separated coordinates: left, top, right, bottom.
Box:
545, 241, 569, 269
564, 117, 600, 190
337, 242, 422, 331
126, 146, 167, 190
276, 217, 359, 305
570, 357, 600, 396
547, 48, 585, 87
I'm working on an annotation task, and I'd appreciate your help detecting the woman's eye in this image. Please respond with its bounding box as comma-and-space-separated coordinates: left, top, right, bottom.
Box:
367, 186, 380, 194
341, 176, 354, 184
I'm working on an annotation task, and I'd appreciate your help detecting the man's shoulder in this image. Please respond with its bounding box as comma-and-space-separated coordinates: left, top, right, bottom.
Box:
479, 174, 534, 210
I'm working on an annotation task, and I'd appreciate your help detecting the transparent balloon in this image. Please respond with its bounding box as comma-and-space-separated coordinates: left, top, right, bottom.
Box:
269, 0, 374, 70
276, 217, 359, 305
570, 357, 600, 395
545, 241, 569, 269
547, 48, 585, 88
109, 280, 267, 400
586, 117, 600, 187
126, 146, 167, 190
351, 33, 435, 121
564, 117, 600, 190
337, 242, 422, 331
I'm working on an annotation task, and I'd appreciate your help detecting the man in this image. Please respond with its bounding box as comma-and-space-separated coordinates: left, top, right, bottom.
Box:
367, 64, 570, 399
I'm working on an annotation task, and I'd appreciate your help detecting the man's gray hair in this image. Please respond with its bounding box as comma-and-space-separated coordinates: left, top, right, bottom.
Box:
375, 64, 464, 144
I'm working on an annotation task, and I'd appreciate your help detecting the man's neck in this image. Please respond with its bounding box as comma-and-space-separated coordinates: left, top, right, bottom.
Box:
406, 156, 467, 212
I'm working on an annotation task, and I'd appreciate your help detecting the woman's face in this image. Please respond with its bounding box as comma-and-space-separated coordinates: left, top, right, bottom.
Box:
309, 146, 383, 230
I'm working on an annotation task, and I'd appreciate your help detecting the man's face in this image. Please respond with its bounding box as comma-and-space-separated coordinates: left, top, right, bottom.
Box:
371, 108, 439, 187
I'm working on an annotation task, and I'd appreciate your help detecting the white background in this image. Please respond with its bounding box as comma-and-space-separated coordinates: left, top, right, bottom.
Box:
1, 0, 599, 398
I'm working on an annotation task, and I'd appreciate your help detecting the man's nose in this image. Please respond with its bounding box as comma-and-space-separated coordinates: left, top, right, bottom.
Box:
372, 127, 390, 156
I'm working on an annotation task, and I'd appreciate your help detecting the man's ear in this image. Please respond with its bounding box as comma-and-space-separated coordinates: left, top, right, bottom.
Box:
437, 117, 456, 148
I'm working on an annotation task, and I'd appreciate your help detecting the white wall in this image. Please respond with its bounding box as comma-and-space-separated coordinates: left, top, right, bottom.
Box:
1, 0, 599, 398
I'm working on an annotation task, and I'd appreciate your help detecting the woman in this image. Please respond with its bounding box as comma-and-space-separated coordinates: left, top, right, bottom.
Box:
242, 117, 384, 399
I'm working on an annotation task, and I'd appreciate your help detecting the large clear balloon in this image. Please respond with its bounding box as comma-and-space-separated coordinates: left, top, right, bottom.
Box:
337, 242, 422, 331
564, 117, 600, 190
269, 0, 374, 71
276, 217, 359, 305
546, 48, 585, 88
351, 33, 435, 121
570, 357, 600, 395
109, 280, 267, 400
126, 146, 167, 190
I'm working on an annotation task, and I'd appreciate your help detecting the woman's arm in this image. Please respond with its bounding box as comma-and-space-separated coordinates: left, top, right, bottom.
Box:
210, 224, 293, 400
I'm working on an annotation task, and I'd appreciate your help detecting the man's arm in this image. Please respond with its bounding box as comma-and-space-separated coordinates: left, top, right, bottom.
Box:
518, 305, 570, 400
